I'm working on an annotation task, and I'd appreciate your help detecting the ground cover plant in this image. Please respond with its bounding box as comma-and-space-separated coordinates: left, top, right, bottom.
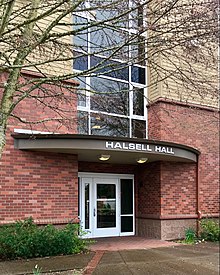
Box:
200, 219, 220, 242
184, 228, 197, 244
0, 218, 88, 260
33, 265, 42, 275
184, 219, 220, 244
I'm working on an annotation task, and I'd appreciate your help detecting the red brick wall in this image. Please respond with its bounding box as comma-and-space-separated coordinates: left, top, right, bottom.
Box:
0, 71, 79, 224
136, 162, 161, 217
148, 100, 219, 216
1, 71, 78, 134
160, 162, 197, 216
0, 143, 79, 224
137, 161, 197, 218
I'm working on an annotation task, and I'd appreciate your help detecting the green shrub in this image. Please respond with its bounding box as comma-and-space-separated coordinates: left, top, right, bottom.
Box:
0, 217, 88, 260
184, 228, 197, 243
200, 219, 220, 242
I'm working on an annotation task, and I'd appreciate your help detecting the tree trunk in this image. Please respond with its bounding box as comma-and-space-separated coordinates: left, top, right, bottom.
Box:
0, 122, 7, 160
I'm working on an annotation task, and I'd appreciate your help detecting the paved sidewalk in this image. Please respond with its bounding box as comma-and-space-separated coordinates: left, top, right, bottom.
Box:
0, 253, 94, 275
92, 242, 219, 275
0, 241, 218, 275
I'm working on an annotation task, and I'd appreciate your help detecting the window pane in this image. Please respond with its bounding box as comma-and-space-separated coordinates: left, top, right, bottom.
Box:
130, 2, 144, 30
74, 2, 86, 12
97, 184, 116, 199
85, 183, 90, 229
91, 56, 129, 81
121, 179, 133, 215
131, 66, 146, 84
90, 77, 129, 115
90, 26, 129, 60
133, 87, 144, 116
91, 114, 129, 137
121, 216, 133, 232
77, 77, 87, 107
73, 52, 88, 71
78, 111, 88, 134
132, 119, 146, 138
90, 0, 129, 28
97, 200, 116, 228
130, 36, 146, 65
97, 184, 116, 228
73, 16, 88, 51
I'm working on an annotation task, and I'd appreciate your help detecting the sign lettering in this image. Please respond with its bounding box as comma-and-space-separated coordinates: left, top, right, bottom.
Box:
105, 142, 174, 155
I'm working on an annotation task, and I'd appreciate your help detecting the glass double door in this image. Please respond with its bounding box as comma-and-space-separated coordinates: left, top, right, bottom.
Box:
81, 177, 120, 238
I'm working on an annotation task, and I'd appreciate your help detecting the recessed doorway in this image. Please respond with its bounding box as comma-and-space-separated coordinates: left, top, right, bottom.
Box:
79, 173, 134, 238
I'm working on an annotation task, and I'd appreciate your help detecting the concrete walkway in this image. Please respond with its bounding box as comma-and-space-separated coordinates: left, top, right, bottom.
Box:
0, 239, 218, 275
0, 253, 94, 275
92, 242, 219, 275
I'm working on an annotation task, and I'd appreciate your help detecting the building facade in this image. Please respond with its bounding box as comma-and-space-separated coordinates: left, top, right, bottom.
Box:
0, 0, 219, 240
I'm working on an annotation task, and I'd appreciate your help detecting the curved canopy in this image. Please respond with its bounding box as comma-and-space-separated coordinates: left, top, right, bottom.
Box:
13, 134, 199, 164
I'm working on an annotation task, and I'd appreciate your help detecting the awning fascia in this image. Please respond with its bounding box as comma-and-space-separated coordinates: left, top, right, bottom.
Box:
12, 134, 200, 164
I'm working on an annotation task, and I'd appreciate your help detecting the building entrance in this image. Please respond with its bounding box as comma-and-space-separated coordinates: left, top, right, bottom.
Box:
79, 173, 134, 238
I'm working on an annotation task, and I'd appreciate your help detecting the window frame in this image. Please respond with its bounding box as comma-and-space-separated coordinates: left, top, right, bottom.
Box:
74, 0, 148, 138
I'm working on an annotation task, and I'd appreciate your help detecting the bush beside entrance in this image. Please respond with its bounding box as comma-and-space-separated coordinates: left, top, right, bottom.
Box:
200, 219, 220, 242
0, 218, 88, 260
184, 218, 220, 243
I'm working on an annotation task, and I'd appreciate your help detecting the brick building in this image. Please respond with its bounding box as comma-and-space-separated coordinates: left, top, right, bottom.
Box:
0, 1, 219, 240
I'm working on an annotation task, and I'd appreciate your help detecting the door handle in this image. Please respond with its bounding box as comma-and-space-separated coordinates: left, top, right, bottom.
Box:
93, 208, 96, 217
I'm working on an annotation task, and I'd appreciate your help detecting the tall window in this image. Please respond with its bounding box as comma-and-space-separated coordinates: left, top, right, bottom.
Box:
74, 0, 147, 138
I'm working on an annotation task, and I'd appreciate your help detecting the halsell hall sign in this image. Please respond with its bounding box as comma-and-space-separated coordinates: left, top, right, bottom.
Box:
105, 141, 175, 155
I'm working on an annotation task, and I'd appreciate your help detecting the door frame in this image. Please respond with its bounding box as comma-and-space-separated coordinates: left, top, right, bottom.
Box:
78, 172, 135, 238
